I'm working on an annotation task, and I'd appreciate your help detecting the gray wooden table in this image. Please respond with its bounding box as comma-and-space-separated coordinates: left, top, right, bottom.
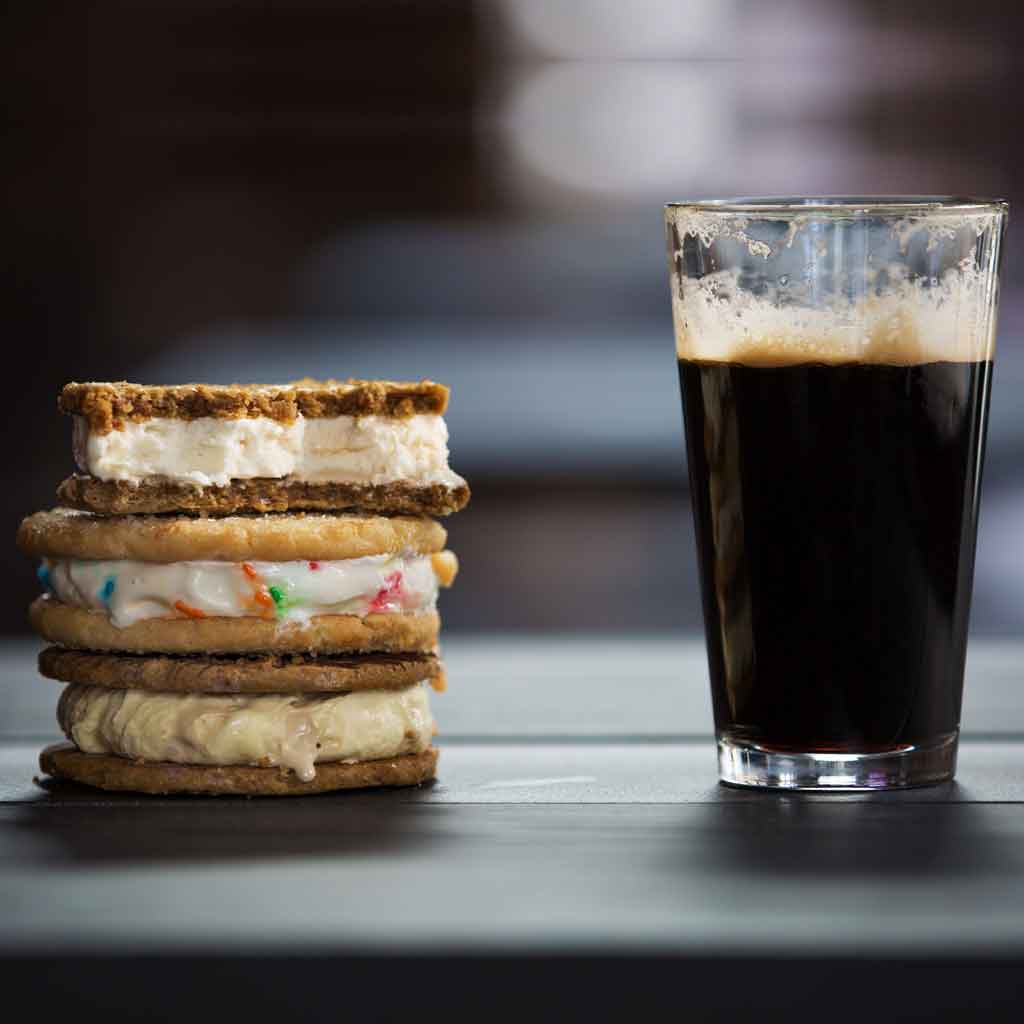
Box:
1, 634, 1022, 1020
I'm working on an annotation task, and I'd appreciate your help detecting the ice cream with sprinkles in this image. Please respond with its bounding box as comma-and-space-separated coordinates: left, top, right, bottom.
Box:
38, 551, 458, 628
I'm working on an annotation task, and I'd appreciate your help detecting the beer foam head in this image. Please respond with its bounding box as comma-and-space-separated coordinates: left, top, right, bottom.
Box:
667, 203, 1006, 366
671, 266, 997, 366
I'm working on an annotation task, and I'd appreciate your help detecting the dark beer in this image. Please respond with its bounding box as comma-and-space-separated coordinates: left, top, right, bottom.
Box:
679, 357, 992, 753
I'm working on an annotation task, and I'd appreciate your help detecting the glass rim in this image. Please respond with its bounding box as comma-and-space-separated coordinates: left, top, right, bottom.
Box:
665, 195, 1008, 216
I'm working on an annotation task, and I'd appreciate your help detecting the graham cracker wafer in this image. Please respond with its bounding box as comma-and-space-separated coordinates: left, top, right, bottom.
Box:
60, 380, 449, 434
56, 475, 470, 518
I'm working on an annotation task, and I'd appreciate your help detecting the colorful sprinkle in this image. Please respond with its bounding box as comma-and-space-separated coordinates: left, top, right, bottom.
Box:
241, 563, 276, 616
99, 575, 116, 606
369, 571, 404, 613
308, 561, 320, 571
174, 600, 207, 619
36, 563, 52, 592
267, 585, 298, 617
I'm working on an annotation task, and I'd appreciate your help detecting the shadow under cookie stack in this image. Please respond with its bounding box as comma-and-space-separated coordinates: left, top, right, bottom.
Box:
16, 380, 468, 795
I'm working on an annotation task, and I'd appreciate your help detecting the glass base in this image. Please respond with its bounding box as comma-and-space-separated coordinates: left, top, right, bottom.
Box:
717, 731, 959, 791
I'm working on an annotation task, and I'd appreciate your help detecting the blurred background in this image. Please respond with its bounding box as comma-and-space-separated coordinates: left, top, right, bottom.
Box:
4, 0, 1023, 636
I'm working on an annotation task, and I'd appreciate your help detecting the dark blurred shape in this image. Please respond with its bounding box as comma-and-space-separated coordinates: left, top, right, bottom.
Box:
4, 0, 1024, 634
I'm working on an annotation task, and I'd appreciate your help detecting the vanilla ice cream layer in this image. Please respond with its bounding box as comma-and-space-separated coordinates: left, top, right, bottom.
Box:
73, 413, 465, 488
41, 552, 452, 628
59, 682, 434, 782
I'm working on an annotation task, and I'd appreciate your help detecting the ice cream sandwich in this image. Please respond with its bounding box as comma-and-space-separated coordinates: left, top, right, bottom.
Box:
19, 508, 456, 654
33, 648, 444, 796
58, 379, 470, 516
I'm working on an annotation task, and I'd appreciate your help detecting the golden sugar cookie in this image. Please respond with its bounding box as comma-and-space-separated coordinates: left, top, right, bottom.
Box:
30, 597, 441, 655
18, 508, 446, 562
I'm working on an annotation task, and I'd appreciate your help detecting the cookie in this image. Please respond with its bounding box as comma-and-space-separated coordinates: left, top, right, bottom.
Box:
30, 597, 440, 654
39, 742, 439, 796
57, 475, 470, 518
60, 379, 450, 432
38, 646, 442, 693
18, 508, 446, 562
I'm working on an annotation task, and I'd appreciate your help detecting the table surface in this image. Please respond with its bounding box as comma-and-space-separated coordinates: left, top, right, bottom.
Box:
2, 634, 1024, 962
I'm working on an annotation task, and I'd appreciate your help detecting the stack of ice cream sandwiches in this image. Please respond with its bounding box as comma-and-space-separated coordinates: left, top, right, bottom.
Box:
16, 379, 468, 795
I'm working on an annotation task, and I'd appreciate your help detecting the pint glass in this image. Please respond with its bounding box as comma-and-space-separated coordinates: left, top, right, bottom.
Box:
665, 197, 1008, 789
